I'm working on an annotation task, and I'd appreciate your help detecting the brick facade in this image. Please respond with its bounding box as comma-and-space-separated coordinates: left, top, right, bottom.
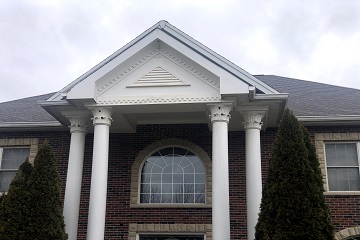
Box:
1, 124, 359, 239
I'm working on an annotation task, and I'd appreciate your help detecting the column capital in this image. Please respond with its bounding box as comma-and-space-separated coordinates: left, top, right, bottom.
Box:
241, 111, 264, 130
68, 116, 87, 133
208, 103, 233, 123
91, 108, 113, 126
61, 111, 89, 134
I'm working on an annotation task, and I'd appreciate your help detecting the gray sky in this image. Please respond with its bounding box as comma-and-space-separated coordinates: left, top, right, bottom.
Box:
1, 0, 359, 103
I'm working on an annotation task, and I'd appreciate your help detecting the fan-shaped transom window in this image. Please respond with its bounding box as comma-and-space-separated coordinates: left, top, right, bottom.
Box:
140, 147, 206, 204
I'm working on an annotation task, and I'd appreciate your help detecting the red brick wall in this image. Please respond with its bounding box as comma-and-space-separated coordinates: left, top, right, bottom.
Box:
1, 124, 360, 239
307, 126, 360, 232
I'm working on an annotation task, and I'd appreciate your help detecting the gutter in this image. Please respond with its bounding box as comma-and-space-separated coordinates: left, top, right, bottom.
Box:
248, 86, 288, 101
298, 116, 360, 122
0, 121, 63, 128
37, 100, 71, 107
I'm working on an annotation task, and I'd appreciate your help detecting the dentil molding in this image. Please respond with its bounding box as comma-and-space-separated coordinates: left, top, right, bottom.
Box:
97, 96, 221, 105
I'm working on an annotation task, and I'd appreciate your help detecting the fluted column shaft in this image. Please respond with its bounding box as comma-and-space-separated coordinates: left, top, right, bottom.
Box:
208, 104, 232, 240
87, 108, 112, 240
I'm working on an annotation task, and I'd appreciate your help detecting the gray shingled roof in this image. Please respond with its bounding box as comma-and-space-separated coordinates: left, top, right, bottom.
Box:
255, 75, 360, 117
0, 76, 359, 124
0, 93, 57, 123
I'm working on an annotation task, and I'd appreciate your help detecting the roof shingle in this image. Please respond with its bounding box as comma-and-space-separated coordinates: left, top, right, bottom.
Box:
0, 93, 57, 123
255, 75, 360, 117
1, 76, 360, 124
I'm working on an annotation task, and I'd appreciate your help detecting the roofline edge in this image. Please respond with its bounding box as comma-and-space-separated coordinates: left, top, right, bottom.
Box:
0, 121, 63, 128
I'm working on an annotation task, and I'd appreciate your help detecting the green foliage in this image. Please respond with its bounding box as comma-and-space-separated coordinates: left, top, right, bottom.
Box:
0, 193, 5, 235
301, 124, 334, 238
0, 159, 33, 240
301, 124, 325, 192
26, 143, 68, 240
255, 109, 334, 240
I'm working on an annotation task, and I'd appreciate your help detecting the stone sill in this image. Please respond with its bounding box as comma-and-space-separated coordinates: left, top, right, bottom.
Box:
324, 191, 360, 196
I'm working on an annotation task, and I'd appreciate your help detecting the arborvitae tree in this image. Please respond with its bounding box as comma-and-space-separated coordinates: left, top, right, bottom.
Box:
0, 159, 33, 240
301, 124, 334, 238
27, 143, 67, 240
255, 109, 334, 240
0, 192, 6, 235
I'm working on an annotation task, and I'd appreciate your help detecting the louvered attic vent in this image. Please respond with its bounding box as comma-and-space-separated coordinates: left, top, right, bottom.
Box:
127, 66, 190, 87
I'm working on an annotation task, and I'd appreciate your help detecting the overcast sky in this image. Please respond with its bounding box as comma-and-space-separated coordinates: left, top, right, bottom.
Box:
1, 0, 359, 103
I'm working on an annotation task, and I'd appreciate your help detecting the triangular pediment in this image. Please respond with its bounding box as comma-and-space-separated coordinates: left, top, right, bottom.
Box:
41, 21, 288, 133
53, 20, 280, 103
128, 66, 189, 87
94, 46, 222, 105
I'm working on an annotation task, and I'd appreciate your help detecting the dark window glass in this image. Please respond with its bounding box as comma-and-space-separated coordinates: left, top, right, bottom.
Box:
325, 143, 360, 191
0, 148, 30, 192
140, 147, 206, 204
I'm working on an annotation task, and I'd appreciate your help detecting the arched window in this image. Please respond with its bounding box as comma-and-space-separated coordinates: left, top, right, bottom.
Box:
140, 147, 206, 204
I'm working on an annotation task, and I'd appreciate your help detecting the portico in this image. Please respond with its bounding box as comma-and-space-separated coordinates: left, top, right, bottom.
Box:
40, 21, 287, 240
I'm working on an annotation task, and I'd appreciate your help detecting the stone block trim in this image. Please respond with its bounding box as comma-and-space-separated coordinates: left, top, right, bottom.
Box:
315, 132, 360, 192
130, 138, 212, 207
0, 138, 38, 164
128, 223, 212, 240
335, 226, 360, 240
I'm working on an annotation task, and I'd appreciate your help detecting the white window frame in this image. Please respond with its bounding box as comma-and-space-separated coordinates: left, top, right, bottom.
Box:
0, 147, 31, 192
130, 139, 212, 208
324, 141, 360, 192
0, 138, 38, 193
139, 146, 207, 204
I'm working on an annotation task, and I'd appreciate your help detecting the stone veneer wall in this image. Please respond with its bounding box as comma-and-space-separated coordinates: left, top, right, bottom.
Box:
1, 124, 360, 239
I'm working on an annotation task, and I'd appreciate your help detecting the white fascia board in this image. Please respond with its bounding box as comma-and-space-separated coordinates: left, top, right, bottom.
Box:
0, 121, 63, 128
48, 20, 279, 101
67, 30, 165, 100
48, 22, 164, 102
298, 115, 360, 122
160, 23, 279, 94
248, 86, 288, 101
157, 32, 249, 95
38, 100, 70, 107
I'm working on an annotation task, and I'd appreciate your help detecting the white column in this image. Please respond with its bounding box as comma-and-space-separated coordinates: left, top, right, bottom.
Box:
63, 115, 87, 240
241, 111, 264, 240
86, 108, 112, 240
208, 104, 232, 240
